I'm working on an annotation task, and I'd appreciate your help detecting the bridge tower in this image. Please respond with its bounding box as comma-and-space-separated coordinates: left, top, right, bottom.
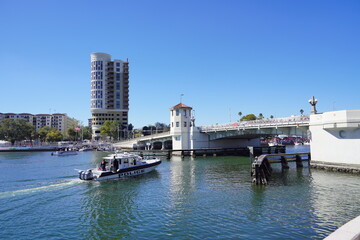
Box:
170, 103, 193, 150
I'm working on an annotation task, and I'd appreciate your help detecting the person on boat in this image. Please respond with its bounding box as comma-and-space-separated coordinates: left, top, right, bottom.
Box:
113, 157, 119, 172
100, 160, 107, 171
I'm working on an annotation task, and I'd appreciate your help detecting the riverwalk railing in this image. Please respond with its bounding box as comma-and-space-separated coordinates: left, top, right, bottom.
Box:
251, 152, 311, 185
200, 115, 310, 132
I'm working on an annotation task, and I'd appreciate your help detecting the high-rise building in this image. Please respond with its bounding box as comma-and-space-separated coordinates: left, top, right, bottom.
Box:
90, 53, 129, 140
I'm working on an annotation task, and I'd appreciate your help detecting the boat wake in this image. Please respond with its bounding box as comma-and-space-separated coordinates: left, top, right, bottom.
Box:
0, 179, 82, 199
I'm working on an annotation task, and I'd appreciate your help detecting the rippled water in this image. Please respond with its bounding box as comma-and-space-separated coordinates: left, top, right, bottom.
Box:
1, 146, 360, 239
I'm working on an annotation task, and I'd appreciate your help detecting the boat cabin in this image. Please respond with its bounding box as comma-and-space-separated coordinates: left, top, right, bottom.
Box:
102, 153, 143, 172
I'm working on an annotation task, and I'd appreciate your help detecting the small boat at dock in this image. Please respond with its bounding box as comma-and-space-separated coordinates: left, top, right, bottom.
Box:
79, 146, 93, 152
78, 152, 161, 181
51, 148, 78, 156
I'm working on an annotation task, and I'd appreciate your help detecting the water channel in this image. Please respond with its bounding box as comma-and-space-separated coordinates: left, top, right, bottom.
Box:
1, 145, 359, 239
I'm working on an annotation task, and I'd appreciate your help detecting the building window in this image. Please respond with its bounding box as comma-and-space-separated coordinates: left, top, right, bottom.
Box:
176, 110, 179, 116
175, 136, 180, 141
184, 122, 187, 127
184, 110, 187, 116
176, 122, 179, 127
91, 71, 103, 80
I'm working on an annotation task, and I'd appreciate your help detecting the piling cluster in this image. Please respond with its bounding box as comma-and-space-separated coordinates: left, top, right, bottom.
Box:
251, 153, 311, 185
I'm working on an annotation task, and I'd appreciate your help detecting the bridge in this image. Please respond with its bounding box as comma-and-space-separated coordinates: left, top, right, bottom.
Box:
114, 115, 310, 150
200, 115, 310, 140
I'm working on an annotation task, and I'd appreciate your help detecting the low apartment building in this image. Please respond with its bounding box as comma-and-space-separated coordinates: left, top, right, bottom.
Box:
0, 113, 78, 135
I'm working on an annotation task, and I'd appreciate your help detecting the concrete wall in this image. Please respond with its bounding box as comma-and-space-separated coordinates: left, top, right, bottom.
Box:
310, 110, 360, 165
191, 127, 210, 149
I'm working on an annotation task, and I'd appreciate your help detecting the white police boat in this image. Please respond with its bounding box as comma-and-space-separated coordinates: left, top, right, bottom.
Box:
78, 152, 161, 181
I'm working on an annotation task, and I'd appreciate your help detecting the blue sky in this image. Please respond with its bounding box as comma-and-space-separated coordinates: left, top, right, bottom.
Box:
1, 0, 359, 128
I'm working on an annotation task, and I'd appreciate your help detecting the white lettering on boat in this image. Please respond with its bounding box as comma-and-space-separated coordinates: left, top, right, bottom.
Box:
118, 169, 145, 178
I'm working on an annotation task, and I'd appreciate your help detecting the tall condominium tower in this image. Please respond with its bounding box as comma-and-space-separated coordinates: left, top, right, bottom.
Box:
90, 53, 129, 140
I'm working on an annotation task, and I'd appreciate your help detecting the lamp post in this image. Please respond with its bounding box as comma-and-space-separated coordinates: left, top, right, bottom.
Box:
308, 96, 318, 114
117, 125, 120, 141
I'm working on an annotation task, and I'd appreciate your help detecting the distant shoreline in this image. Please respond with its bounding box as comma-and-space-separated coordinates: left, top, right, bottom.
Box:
0, 146, 58, 152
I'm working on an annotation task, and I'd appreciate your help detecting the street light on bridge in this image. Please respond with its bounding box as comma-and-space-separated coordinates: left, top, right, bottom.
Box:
309, 96, 318, 114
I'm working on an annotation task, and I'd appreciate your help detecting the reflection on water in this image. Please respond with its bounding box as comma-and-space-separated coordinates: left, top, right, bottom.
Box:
78, 171, 162, 239
1, 149, 360, 239
79, 181, 137, 239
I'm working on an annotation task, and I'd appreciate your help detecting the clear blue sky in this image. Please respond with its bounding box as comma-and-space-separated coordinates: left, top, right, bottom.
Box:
1, 0, 359, 128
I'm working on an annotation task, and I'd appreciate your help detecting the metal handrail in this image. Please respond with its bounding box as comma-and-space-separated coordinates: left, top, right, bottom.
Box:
201, 116, 310, 132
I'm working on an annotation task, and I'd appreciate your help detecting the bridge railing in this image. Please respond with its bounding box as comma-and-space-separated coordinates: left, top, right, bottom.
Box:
115, 131, 171, 143
200, 115, 310, 132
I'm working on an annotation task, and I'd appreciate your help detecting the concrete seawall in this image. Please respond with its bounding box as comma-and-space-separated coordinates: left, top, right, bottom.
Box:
310, 161, 360, 174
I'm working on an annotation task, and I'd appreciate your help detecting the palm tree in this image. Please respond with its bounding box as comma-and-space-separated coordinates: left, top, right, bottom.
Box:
270, 115, 274, 119
238, 112, 242, 121
258, 113, 264, 120
300, 109, 304, 115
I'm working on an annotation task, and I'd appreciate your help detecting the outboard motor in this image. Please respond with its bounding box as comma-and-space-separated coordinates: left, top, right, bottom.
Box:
78, 170, 84, 179
79, 170, 93, 180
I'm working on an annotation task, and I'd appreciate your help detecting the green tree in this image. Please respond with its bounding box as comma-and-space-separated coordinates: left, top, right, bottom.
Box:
100, 120, 119, 140
67, 128, 77, 141
38, 126, 55, 142
18, 119, 36, 141
46, 130, 63, 142
240, 114, 257, 121
258, 113, 264, 120
0, 119, 35, 145
81, 126, 92, 140
142, 126, 150, 136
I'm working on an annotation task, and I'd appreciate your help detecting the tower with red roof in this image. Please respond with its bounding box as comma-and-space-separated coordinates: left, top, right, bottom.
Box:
170, 103, 193, 150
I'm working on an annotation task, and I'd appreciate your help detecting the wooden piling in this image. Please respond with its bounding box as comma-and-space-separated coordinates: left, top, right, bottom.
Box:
280, 156, 290, 169
295, 155, 303, 168
251, 152, 310, 185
